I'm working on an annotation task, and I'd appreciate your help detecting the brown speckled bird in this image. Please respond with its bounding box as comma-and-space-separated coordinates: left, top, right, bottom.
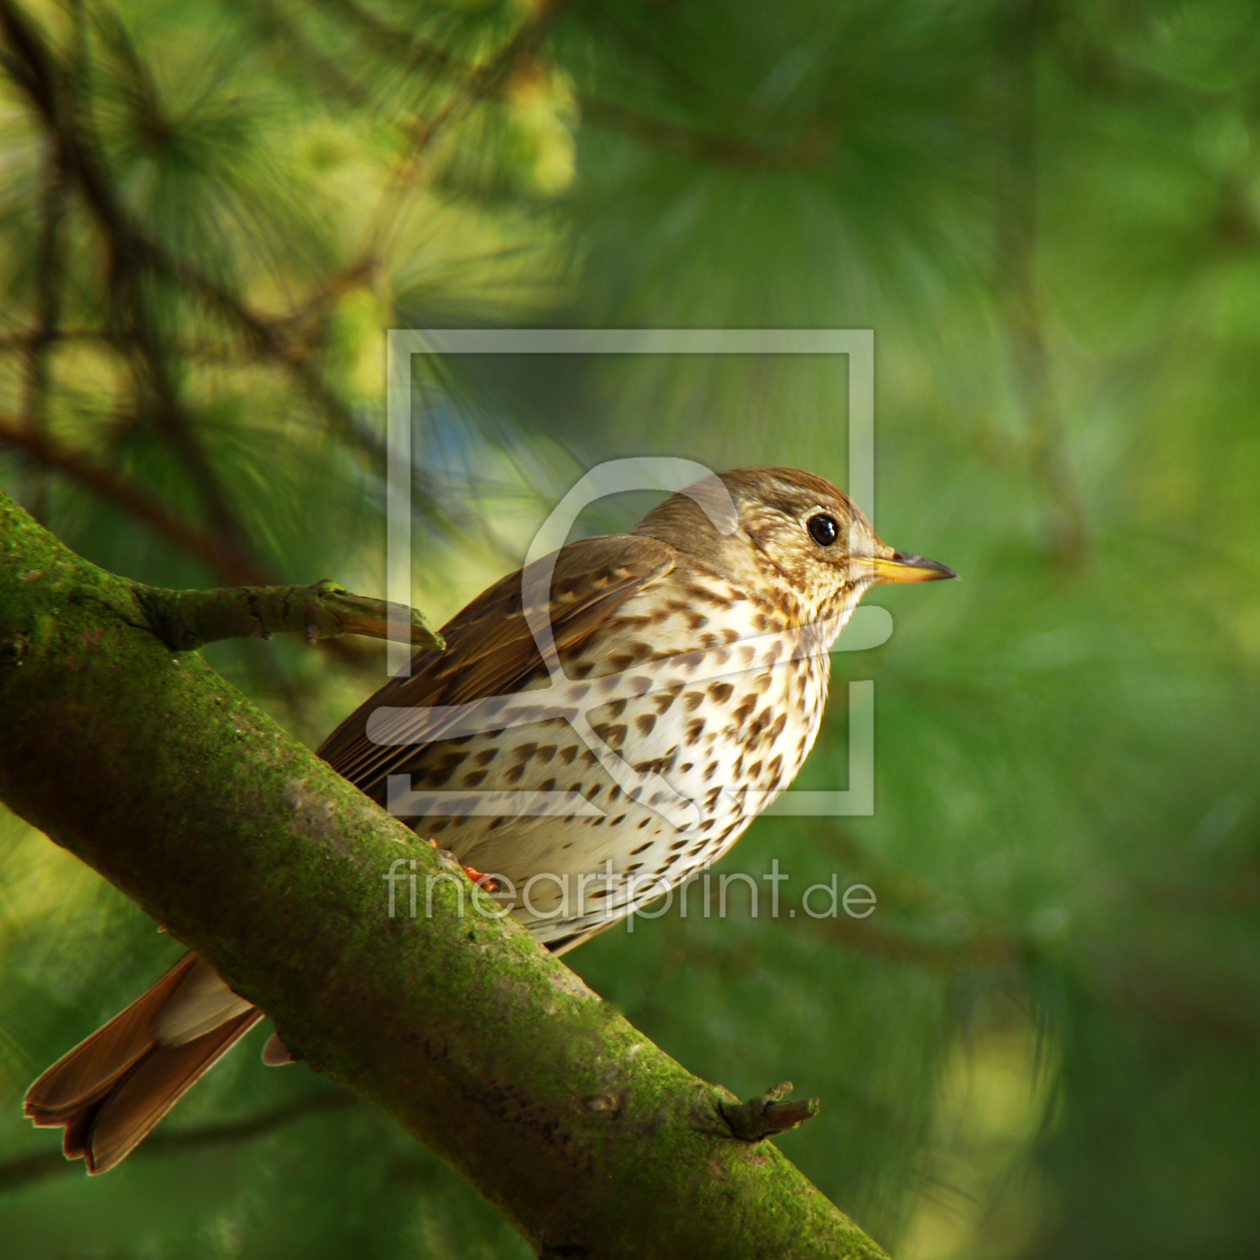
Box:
25, 466, 955, 1172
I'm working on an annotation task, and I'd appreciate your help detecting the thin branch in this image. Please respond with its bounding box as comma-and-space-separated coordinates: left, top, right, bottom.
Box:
0, 411, 269, 583
662, 900, 1021, 972
0, 1091, 357, 1194
0, 329, 108, 352
0, 329, 312, 367
581, 97, 835, 169
136, 578, 444, 652
812, 914, 1021, 971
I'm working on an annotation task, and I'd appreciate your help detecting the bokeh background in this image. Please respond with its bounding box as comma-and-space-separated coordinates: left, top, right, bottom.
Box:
2, 0, 1260, 1256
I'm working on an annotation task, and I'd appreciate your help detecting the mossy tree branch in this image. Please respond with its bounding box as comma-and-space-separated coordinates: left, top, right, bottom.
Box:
0, 488, 886, 1260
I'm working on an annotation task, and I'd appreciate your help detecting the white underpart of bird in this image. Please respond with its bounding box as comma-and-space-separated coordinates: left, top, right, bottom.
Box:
400, 574, 868, 942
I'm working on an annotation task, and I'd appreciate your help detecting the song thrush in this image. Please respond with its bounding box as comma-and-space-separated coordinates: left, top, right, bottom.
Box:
25, 466, 955, 1171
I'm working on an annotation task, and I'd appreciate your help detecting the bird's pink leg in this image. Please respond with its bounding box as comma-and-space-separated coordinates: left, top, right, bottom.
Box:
429, 838, 502, 892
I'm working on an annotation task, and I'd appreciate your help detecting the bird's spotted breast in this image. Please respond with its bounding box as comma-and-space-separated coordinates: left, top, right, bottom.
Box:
399, 568, 835, 944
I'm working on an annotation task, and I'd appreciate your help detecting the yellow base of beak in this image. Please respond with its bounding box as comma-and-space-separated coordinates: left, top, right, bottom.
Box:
862, 552, 959, 583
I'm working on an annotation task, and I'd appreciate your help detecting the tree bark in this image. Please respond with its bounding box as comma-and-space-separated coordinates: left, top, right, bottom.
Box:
134, 578, 444, 652
0, 488, 886, 1260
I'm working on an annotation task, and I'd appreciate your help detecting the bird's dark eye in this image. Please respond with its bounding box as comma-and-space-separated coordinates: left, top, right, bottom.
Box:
807, 514, 839, 547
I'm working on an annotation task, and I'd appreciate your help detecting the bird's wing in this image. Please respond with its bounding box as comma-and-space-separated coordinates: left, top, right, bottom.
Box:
317, 533, 677, 798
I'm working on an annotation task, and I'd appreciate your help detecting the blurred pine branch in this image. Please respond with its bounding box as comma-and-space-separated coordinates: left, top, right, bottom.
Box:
1, 1, 1259, 1257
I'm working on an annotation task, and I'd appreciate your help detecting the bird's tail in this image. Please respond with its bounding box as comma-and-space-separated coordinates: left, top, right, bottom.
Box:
24, 952, 261, 1173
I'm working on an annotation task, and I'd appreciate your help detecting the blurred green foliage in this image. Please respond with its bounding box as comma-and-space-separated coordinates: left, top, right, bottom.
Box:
2, 0, 1260, 1256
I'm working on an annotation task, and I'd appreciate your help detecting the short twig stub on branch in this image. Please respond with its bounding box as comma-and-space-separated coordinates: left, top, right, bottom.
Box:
719, 1082, 820, 1142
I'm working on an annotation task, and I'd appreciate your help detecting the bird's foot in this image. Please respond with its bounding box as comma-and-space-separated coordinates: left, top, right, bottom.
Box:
428, 838, 502, 891
462, 864, 502, 892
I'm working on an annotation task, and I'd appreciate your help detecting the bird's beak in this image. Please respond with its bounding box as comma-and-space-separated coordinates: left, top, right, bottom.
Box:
857, 551, 959, 583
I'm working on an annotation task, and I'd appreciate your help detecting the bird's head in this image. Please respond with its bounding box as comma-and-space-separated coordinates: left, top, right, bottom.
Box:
635, 465, 957, 627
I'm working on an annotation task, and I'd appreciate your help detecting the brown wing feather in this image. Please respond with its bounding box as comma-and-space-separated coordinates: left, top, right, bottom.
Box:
24, 952, 200, 1122
26, 955, 264, 1172
84, 1008, 264, 1173
317, 534, 676, 797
